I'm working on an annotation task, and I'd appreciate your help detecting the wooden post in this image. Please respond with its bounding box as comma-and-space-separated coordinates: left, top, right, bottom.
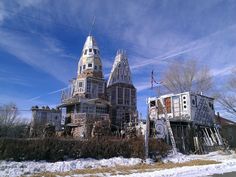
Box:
145, 105, 150, 159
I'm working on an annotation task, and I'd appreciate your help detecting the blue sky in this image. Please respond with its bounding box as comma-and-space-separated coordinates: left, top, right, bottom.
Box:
0, 0, 235, 120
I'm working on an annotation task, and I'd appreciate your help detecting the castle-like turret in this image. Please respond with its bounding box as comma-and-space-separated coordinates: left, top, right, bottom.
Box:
71, 35, 106, 99
107, 50, 137, 129
59, 35, 110, 138
77, 36, 103, 79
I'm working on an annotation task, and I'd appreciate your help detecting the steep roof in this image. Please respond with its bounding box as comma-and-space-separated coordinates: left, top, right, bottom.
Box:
215, 115, 236, 126
107, 50, 132, 87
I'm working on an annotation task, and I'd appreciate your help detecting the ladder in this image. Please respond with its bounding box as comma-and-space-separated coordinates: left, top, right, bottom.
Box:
204, 128, 214, 146
160, 99, 177, 154
214, 127, 223, 145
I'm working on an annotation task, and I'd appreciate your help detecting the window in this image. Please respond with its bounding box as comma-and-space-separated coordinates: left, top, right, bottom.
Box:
118, 87, 123, 104
124, 88, 130, 105
209, 102, 214, 110
84, 50, 87, 55
88, 63, 92, 67
131, 90, 136, 106
99, 65, 102, 70
164, 97, 171, 113
79, 82, 83, 87
192, 99, 195, 105
150, 101, 156, 107
184, 105, 187, 109
111, 89, 116, 104
98, 83, 103, 93
87, 80, 91, 92
89, 48, 92, 52
94, 65, 97, 70
93, 49, 97, 54
83, 65, 86, 69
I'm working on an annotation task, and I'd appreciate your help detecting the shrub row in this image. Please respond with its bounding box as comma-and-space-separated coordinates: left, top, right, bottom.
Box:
0, 137, 170, 162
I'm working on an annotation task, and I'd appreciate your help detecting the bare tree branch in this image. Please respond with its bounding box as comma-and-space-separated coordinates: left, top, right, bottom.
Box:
162, 59, 213, 94
218, 68, 236, 117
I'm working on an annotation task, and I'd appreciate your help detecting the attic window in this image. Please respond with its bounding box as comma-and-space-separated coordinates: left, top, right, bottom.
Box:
84, 50, 87, 55
88, 63, 92, 67
89, 49, 92, 52
93, 49, 97, 54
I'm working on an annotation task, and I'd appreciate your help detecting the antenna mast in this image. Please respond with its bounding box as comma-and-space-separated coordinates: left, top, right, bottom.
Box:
151, 70, 162, 96
89, 16, 96, 36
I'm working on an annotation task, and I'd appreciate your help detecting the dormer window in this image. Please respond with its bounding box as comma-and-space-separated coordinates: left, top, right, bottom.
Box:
89, 49, 92, 53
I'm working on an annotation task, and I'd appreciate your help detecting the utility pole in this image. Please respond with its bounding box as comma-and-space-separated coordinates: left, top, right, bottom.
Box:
150, 70, 177, 155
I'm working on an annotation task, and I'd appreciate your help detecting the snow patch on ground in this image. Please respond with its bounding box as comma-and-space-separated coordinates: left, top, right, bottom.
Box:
0, 157, 142, 177
0, 150, 236, 177
163, 150, 236, 163
120, 150, 236, 177
118, 159, 236, 177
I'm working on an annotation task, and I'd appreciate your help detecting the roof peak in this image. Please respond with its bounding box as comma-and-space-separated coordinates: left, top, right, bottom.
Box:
107, 50, 132, 87
83, 35, 99, 51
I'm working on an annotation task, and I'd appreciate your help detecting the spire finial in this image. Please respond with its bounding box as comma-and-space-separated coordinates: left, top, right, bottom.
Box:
89, 16, 96, 36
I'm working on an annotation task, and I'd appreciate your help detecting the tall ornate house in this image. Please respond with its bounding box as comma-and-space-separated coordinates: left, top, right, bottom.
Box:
107, 50, 138, 130
60, 35, 110, 138
30, 35, 138, 138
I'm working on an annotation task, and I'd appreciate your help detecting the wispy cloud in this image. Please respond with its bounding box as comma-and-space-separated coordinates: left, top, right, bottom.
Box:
1, 0, 236, 120
27, 86, 69, 101
0, 29, 75, 84
211, 65, 236, 77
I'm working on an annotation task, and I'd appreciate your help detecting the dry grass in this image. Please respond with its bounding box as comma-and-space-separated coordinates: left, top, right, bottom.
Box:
30, 159, 220, 177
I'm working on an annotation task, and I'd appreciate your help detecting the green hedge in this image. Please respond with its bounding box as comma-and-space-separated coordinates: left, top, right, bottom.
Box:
0, 137, 170, 162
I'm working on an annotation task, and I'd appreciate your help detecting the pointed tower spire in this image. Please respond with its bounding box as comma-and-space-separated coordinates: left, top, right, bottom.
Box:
77, 35, 103, 79
107, 50, 132, 87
